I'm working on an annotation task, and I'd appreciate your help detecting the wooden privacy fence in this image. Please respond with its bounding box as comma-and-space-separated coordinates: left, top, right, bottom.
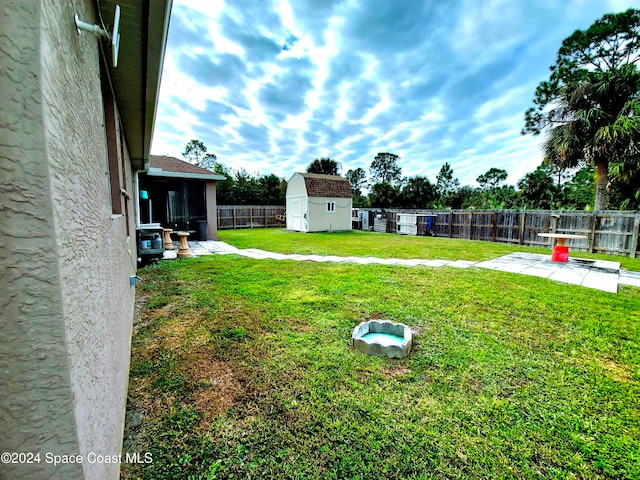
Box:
377, 209, 640, 257
217, 205, 286, 229
216, 206, 640, 257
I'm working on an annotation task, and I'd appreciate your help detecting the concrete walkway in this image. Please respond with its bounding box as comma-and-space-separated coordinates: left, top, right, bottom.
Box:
162, 241, 640, 294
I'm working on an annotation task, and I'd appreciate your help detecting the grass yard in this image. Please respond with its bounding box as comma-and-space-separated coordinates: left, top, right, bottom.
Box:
217, 229, 640, 271
122, 230, 640, 479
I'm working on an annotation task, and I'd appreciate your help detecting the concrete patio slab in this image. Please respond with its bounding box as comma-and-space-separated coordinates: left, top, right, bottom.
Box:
162, 250, 177, 260
520, 267, 555, 279
581, 270, 618, 293
593, 259, 621, 272
190, 248, 212, 256
548, 268, 588, 286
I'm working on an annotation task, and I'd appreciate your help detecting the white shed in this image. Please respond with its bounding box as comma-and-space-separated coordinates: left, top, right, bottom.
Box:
286, 173, 353, 232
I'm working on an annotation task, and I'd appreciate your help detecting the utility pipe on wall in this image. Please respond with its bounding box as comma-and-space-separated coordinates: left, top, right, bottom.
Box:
134, 169, 143, 227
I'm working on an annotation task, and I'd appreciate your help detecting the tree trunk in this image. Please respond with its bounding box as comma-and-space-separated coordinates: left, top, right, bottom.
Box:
594, 160, 608, 210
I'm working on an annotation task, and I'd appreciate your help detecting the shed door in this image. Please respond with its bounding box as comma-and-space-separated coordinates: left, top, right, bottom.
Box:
291, 199, 303, 231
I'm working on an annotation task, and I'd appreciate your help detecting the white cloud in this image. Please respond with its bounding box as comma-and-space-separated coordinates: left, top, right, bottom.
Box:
152, 0, 640, 184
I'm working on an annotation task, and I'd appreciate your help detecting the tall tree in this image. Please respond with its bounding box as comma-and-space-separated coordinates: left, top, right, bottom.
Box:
434, 163, 460, 207
258, 174, 286, 205
182, 139, 218, 170
370, 152, 402, 184
213, 163, 234, 204
563, 165, 596, 209
306, 157, 341, 175
200, 153, 217, 171
517, 164, 559, 209
345, 167, 367, 196
476, 168, 508, 189
183, 139, 207, 165
368, 182, 400, 208
401, 176, 436, 208
522, 9, 640, 210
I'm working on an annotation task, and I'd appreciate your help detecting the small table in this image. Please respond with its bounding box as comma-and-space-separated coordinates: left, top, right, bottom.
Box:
177, 232, 192, 259
538, 233, 587, 262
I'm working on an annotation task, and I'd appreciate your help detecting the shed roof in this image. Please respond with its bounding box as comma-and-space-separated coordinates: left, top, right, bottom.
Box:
148, 155, 226, 180
298, 173, 352, 198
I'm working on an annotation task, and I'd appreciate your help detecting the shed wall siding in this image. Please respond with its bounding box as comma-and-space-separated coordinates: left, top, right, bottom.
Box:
286, 174, 307, 197
307, 197, 352, 232
286, 195, 308, 231
286, 174, 309, 231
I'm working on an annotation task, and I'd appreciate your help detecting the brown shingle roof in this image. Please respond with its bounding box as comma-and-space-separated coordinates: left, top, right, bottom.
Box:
150, 155, 216, 175
299, 173, 352, 198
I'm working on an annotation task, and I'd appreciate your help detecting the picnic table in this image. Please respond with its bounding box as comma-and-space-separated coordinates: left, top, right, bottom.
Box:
538, 233, 587, 262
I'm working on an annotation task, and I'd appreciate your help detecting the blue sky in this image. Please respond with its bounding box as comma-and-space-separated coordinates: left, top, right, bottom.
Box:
151, 0, 639, 186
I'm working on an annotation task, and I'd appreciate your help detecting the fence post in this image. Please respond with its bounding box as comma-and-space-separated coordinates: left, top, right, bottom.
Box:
519, 211, 526, 245
448, 212, 453, 238
550, 213, 559, 233
250, 208, 253, 229
467, 212, 473, 240
589, 212, 597, 253
491, 211, 498, 242
233, 207, 237, 229
630, 213, 640, 258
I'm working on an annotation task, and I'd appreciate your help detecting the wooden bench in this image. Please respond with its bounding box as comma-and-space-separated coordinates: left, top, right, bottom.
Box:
538, 233, 587, 262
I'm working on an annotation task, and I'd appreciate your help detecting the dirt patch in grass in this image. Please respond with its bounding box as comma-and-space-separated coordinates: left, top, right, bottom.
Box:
155, 312, 202, 350
599, 358, 633, 382
187, 350, 244, 428
381, 362, 411, 378
570, 355, 634, 383
132, 293, 154, 333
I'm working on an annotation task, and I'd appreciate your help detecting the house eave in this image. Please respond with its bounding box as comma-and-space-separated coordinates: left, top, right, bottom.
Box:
100, 0, 172, 172
146, 169, 227, 181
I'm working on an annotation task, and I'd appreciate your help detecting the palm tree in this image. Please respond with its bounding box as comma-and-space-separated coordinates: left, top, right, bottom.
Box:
543, 65, 640, 209
306, 157, 341, 175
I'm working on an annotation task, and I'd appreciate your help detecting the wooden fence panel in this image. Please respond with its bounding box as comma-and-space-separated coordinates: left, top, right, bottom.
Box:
591, 212, 637, 256
495, 211, 520, 244
217, 205, 286, 230
470, 211, 494, 241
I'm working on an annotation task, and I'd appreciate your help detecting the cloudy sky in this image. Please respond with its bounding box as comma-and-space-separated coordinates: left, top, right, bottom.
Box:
151, 0, 638, 187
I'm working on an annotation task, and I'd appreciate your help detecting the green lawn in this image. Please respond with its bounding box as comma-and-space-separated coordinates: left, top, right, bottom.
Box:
122, 230, 640, 479
218, 228, 640, 271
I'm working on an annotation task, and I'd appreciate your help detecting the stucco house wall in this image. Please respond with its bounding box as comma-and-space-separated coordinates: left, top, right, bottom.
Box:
0, 1, 84, 477
0, 1, 169, 478
206, 182, 220, 239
